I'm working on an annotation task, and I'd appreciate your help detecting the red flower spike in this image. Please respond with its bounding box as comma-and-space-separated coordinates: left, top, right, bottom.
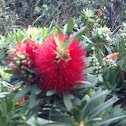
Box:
35, 34, 86, 94
25, 39, 40, 67
12, 38, 39, 68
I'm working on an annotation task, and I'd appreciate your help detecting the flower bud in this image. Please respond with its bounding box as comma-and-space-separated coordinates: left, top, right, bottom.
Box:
21, 65, 26, 70
17, 54, 22, 58
23, 74, 27, 77
96, 67, 99, 69
16, 51, 21, 56
99, 66, 102, 69
28, 74, 33, 79
27, 57, 30, 60
22, 60, 27, 65
15, 60, 21, 65
93, 63, 96, 66
92, 56, 96, 59
20, 55, 26, 59
96, 62, 99, 66
21, 70, 25, 74
14, 57, 18, 61
93, 60, 96, 63
95, 70, 98, 74
99, 70, 101, 73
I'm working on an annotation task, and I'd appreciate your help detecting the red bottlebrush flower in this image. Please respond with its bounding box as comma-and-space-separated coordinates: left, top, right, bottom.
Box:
35, 34, 86, 94
25, 39, 40, 67
13, 38, 40, 68
9, 38, 40, 82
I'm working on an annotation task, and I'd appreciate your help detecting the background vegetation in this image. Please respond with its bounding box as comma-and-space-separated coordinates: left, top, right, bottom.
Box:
0, 0, 126, 126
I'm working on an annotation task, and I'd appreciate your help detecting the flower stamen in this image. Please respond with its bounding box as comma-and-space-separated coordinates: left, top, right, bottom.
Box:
54, 47, 71, 62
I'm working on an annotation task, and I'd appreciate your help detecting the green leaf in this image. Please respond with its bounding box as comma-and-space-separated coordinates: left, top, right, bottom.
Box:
1, 116, 7, 126
34, 87, 42, 95
29, 85, 36, 108
95, 115, 126, 126
26, 103, 40, 120
42, 123, 70, 126
26, 68, 35, 73
63, 93, 72, 111
84, 67, 96, 74
0, 94, 6, 98
72, 107, 82, 123
62, 39, 72, 49
7, 100, 14, 113
82, 90, 110, 117
14, 86, 31, 101
0, 92, 10, 95
4, 70, 16, 74
98, 74, 103, 82
104, 45, 112, 54
56, 26, 63, 34
73, 27, 86, 38
82, 35, 93, 43
54, 36, 60, 47
39, 110, 75, 126
88, 97, 117, 119
46, 90, 56, 96
26, 116, 46, 126
67, 17, 74, 35
63, 24, 68, 33
88, 18, 95, 23
19, 101, 29, 115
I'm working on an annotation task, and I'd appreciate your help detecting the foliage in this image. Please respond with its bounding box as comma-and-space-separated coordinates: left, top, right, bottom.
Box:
0, 1, 126, 126
0, 92, 28, 126
0, 0, 19, 36
1, 0, 125, 36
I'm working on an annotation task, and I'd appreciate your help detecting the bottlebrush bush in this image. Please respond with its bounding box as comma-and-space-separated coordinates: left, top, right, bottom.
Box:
0, 18, 126, 126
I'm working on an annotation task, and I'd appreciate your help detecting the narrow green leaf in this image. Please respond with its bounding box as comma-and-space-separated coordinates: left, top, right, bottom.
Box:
96, 115, 126, 126
82, 90, 110, 116
54, 36, 60, 47
0, 92, 10, 95
72, 107, 82, 123
63, 93, 72, 111
98, 74, 103, 82
4, 70, 16, 74
56, 26, 63, 34
88, 98, 117, 119
0, 94, 6, 98
73, 27, 86, 38
46, 90, 56, 96
35, 87, 42, 95
14, 86, 31, 101
67, 17, 74, 35
63, 24, 67, 33
7, 100, 14, 113
88, 18, 95, 22
19, 101, 29, 115
1, 116, 7, 126
82, 35, 93, 43
26, 68, 35, 73
42, 123, 70, 126
26, 105, 38, 120
29, 85, 36, 108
